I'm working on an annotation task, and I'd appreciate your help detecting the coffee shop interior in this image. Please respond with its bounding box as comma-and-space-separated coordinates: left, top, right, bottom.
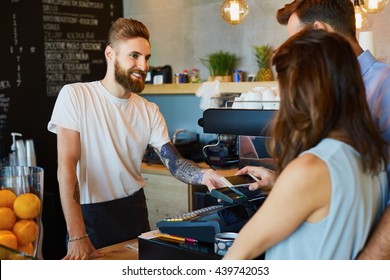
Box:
0, 0, 389, 260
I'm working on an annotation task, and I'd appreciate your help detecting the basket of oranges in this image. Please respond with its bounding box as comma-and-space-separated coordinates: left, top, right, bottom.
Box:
0, 166, 43, 259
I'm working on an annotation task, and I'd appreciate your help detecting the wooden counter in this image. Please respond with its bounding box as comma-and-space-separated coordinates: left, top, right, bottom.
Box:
95, 239, 139, 260
94, 166, 239, 260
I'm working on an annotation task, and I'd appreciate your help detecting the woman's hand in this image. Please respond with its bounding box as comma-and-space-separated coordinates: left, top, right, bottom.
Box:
235, 166, 275, 191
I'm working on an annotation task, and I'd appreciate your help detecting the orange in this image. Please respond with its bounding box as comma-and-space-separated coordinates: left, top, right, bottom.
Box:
0, 230, 18, 250
13, 193, 41, 219
18, 243, 34, 256
0, 189, 17, 209
12, 220, 38, 246
0, 207, 17, 230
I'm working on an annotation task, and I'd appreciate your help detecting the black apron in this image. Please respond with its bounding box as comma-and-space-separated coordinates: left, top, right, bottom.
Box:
79, 188, 150, 249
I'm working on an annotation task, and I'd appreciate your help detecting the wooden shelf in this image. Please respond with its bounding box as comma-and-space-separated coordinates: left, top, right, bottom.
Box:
141, 81, 277, 95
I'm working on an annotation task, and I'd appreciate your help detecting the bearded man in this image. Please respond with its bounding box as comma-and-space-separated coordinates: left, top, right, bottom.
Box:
48, 18, 223, 260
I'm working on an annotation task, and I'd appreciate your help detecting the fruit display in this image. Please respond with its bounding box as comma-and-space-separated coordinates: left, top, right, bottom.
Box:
0, 189, 41, 259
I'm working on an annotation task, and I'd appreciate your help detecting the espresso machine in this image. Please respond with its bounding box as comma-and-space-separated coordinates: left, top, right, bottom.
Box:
198, 108, 276, 169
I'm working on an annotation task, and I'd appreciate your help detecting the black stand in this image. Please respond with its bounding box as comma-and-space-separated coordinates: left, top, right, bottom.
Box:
138, 237, 221, 260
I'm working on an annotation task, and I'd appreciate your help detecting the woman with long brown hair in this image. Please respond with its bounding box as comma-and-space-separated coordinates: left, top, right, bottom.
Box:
224, 28, 388, 260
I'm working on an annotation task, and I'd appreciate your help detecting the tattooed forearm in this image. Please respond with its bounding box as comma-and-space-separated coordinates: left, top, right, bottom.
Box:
157, 142, 205, 184
73, 181, 80, 204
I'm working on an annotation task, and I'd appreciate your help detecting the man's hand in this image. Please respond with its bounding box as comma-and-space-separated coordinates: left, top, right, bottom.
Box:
201, 169, 225, 191
63, 237, 104, 260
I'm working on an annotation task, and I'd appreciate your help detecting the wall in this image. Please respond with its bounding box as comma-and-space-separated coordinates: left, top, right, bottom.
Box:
124, 0, 390, 79
144, 94, 207, 142
123, 0, 287, 142
123, 0, 390, 142
124, 0, 285, 79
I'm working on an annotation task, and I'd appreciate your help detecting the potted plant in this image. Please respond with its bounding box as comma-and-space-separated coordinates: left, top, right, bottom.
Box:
253, 45, 274, 81
201, 50, 238, 82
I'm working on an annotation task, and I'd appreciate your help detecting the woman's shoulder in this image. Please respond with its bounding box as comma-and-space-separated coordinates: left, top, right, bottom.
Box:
284, 153, 327, 181
272, 153, 330, 222
275, 153, 329, 199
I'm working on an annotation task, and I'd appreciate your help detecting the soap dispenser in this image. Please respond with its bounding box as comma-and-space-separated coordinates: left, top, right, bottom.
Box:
9, 132, 22, 166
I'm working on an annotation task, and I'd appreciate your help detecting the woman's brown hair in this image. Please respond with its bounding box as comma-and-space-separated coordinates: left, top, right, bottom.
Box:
269, 28, 387, 176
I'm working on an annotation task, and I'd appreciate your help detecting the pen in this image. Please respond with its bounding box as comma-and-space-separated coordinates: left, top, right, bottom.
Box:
154, 233, 198, 244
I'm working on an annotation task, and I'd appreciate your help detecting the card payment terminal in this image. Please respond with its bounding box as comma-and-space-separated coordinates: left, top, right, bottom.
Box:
210, 187, 247, 204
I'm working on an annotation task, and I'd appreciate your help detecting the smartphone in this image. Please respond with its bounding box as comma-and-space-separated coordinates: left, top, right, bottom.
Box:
221, 174, 259, 187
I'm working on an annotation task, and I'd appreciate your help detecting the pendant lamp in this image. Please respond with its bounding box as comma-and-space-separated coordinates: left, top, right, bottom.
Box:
354, 0, 368, 30
220, 0, 249, 25
359, 0, 389, 14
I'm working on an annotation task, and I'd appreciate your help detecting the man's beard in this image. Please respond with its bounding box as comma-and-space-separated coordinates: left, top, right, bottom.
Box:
114, 59, 146, 94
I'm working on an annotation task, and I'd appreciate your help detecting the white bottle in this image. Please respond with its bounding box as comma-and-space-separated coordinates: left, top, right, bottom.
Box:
9, 132, 22, 166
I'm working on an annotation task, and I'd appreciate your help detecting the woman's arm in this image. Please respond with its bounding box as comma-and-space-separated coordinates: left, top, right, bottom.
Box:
223, 154, 330, 259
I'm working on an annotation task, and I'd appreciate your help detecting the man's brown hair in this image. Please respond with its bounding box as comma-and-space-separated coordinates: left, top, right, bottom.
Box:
276, 0, 356, 40
107, 18, 150, 48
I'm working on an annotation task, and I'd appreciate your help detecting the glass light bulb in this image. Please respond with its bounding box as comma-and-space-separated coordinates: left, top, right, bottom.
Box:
355, 5, 367, 30
220, 0, 249, 25
359, 0, 389, 13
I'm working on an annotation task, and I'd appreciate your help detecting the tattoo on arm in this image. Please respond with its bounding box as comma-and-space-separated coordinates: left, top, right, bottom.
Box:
73, 181, 80, 204
156, 142, 205, 184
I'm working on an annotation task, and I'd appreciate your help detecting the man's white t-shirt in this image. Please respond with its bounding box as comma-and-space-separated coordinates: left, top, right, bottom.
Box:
48, 81, 170, 204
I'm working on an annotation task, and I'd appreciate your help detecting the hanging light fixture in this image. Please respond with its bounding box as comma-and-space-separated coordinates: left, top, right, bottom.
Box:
220, 0, 249, 25
359, 0, 389, 13
354, 0, 368, 30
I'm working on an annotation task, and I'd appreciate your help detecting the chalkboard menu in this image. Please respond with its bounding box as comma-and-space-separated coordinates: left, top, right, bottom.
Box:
0, 0, 123, 259
0, 0, 123, 159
